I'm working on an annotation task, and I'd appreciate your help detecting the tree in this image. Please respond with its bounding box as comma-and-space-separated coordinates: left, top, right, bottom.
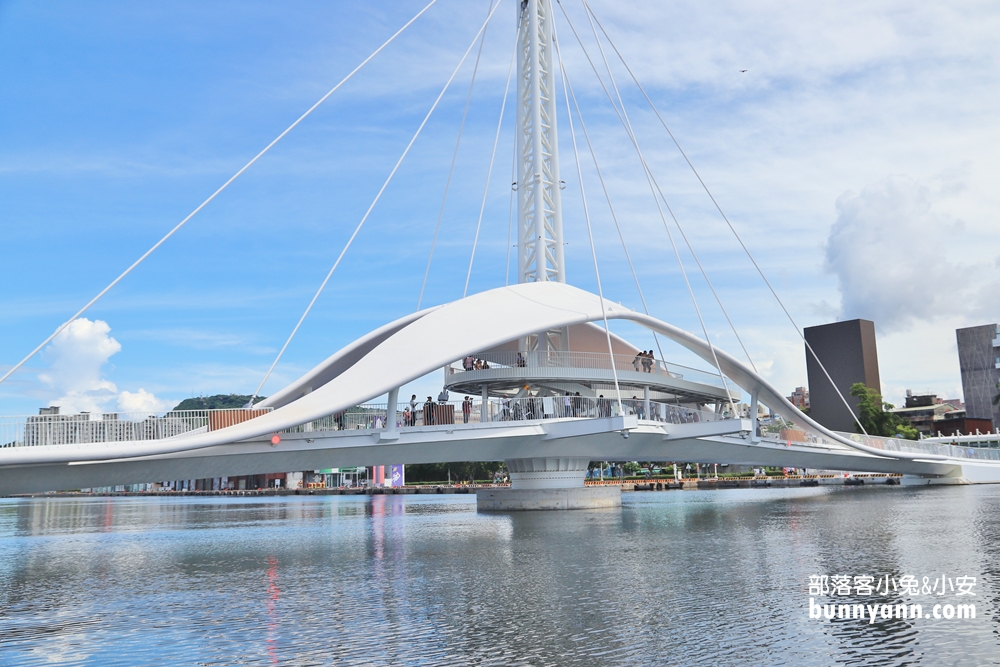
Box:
993, 380, 1000, 407
849, 383, 919, 440
172, 394, 264, 411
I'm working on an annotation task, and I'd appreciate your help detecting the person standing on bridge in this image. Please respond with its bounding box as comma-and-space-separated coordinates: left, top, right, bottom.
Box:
424, 397, 435, 425
409, 395, 418, 426
598, 395, 610, 418
642, 351, 654, 373
462, 396, 472, 423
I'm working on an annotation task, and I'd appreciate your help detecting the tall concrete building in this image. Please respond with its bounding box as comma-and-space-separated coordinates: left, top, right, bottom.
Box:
956, 323, 1000, 430
804, 319, 881, 433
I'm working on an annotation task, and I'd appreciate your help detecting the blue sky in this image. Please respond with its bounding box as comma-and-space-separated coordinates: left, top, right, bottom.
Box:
2, 0, 999, 415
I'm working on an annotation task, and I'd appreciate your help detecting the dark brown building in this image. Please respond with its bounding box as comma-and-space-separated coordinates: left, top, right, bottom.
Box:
804, 319, 880, 433
956, 323, 999, 430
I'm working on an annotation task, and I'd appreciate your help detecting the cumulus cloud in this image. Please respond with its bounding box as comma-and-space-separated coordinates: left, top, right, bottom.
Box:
38, 318, 169, 414
39, 318, 121, 413
824, 174, 999, 332
117, 388, 170, 413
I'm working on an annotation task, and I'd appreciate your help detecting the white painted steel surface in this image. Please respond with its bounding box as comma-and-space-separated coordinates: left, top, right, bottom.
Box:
516, 0, 565, 285
2, 282, 999, 486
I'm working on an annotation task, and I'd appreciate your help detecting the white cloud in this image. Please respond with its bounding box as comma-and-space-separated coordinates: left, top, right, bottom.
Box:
38, 318, 170, 414
38, 318, 121, 413
117, 388, 170, 413
824, 173, 1000, 333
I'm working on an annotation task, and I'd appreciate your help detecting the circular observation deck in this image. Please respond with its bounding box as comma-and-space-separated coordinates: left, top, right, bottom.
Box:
444, 350, 737, 404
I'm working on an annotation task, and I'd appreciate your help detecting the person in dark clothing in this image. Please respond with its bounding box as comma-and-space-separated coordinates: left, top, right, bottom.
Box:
423, 397, 435, 425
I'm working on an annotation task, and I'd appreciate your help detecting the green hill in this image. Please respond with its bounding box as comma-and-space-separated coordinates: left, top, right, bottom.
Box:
172, 394, 265, 411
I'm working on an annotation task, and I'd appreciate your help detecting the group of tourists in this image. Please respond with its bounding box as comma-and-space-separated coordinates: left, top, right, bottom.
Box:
461, 356, 492, 371
632, 350, 656, 373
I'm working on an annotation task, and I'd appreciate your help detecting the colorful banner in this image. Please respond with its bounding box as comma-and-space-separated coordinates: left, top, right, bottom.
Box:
391, 464, 404, 487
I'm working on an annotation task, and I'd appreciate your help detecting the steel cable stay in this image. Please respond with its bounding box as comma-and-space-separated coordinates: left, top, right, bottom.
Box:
581, 0, 869, 434
417, 0, 499, 311
549, 34, 667, 364
575, 1, 758, 377
555, 6, 739, 417
250, 0, 506, 404
464, 17, 521, 298
552, 21, 624, 417
0, 0, 442, 389
504, 136, 517, 286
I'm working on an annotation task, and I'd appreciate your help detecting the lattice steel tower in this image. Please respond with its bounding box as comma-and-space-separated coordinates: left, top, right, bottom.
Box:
516, 0, 564, 286
516, 0, 567, 354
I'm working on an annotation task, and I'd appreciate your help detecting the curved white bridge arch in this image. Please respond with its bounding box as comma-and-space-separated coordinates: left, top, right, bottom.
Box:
0, 282, 966, 467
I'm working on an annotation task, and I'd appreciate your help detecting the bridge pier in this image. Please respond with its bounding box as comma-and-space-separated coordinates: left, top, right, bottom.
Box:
476, 457, 621, 511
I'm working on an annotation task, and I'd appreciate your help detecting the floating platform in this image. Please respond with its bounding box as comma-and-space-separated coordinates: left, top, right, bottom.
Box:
476, 486, 621, 511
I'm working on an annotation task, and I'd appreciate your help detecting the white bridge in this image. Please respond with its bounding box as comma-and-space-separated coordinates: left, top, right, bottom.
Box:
3, 0, 999, 501
3, 282, 999, 497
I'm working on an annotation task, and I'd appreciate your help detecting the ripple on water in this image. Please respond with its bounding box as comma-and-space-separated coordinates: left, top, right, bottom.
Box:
1, 488, 999, 666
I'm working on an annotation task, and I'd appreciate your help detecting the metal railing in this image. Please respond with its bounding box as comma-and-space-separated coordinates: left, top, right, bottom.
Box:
0, 408, 273, 448
283, 396, 728, 434
757, 422, 1000, 462
838, 431, 1000, 462
447, 350, 727, 389
757, 422, 851, 451
0, 396, 729, 448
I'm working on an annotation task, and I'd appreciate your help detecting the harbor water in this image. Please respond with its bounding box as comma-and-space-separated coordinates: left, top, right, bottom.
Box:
1, 485, 999, 666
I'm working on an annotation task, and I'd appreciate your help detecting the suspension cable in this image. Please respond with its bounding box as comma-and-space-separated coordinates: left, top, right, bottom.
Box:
578, 2, 757, 375
551, 41, 666, 362
583, 1, 867, 434
250, 0, 505, 403
552, 22, 624, 417
504, 138, 517, 286
556, 2, 737, 416
417, 0, 496, 311
0, 0, 441, 389
464, 18, 520, 297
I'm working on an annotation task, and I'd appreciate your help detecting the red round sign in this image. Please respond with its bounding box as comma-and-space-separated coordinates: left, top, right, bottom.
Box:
270, 434, 281, 445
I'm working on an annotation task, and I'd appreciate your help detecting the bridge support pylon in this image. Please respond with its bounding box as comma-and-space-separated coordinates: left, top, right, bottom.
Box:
476, 457, 621, 511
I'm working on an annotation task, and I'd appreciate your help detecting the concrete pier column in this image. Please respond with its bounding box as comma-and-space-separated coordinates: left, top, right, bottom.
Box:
643, 386, 651, 421
481, 384, 489, 423
477, 457, 621, 511
505, 457, 589, 489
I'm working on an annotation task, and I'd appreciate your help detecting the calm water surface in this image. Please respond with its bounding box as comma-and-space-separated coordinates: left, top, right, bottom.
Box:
1, 486, 999, 666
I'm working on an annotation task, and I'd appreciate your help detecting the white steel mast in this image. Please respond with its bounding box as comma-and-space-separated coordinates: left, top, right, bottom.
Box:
516, 0, 564, 286
516, 0, 567, 354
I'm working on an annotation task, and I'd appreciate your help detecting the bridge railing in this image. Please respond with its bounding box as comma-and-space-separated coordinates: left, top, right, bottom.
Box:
0, 408, 273, 448
1, 397, 728, 446
837, 432, 1000, 462
446, 351, 727, 388
757, 422, 1000, 461
757, 423, 853, 451
283, 397, 727, 434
